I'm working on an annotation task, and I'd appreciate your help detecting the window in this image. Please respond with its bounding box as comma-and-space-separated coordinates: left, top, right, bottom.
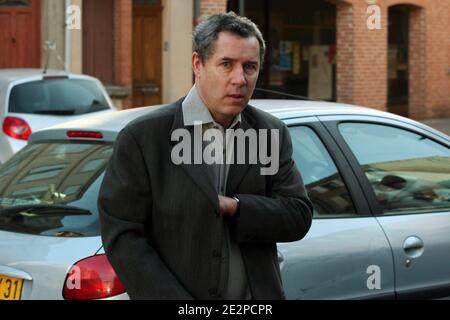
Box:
9, 79, 110, 115
289, 126, 356, 217
228, 0, 336, 101
339, 123, 450, 215
0, 142, 112, 237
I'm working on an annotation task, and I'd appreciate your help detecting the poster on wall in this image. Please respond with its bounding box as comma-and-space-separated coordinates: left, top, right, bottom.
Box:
308, 45, 332, 100
278, 41, 292, 71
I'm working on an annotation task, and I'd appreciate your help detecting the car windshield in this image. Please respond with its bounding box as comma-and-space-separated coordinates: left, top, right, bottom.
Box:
8, 78, 110, 115
0, 142, 113, 237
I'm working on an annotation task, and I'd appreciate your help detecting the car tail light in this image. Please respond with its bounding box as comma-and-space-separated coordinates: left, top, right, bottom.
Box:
2, 116, 32, 140
63, 254, 126, 300
67, 131, 103, 139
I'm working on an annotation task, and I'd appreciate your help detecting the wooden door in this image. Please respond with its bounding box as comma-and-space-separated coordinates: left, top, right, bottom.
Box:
0, 0, 40, 68
133, 1, 162, 107
82, 0, 114, 84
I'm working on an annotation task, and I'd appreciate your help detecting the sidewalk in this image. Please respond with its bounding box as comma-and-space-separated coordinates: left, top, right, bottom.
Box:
421, 118, 450, 136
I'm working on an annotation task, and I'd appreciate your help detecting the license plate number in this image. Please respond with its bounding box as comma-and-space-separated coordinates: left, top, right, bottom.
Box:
0, 275, 23, 300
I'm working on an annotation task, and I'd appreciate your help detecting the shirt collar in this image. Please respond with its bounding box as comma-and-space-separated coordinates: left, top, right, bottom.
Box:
182, 85, 242, 129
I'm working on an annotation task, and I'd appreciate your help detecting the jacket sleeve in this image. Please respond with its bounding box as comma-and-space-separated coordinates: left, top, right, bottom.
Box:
233, 124, 314, 244
98, 129, 193, 300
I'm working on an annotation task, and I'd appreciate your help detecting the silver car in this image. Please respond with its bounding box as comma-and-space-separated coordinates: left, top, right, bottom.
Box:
0, 101, 449, 300
0, 69, 117, 165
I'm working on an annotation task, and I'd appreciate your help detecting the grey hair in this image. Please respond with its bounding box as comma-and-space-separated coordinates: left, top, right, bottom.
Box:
193, 11, 266, 67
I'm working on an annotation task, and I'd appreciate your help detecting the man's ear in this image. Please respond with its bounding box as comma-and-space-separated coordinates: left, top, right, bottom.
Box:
192, 52, 203, 77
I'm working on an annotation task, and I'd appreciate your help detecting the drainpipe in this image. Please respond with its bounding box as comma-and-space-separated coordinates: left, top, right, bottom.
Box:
239, 0, 245, 15
194, 0, 201, 25
65, 0, 72, 71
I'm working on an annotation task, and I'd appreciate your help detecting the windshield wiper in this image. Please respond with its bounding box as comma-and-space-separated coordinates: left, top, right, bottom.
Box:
0, 204, 92, 217
89, 99, 109, 111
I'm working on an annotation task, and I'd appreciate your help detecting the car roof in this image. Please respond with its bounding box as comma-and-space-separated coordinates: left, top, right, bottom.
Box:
0, 68, 95, 86
29, 99, 448, 143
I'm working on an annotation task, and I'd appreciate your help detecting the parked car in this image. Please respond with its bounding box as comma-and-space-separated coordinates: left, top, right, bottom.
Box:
0, 100, 449, 300
0, 69, 117, 165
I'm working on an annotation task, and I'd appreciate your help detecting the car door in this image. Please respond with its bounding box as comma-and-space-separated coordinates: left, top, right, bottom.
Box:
278, 117, 395, 300
321, 115, 450, 299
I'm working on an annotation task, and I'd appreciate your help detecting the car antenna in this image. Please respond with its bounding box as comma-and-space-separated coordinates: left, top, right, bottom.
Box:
42, 41, 56, 75
254, 88, 324, 102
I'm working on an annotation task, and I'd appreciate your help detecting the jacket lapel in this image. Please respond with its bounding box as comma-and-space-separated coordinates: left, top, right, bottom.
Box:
226, 109, 257, 196
169, 103, 220, 214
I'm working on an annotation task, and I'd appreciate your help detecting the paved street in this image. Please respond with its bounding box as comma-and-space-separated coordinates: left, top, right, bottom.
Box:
421, 118, 450, 136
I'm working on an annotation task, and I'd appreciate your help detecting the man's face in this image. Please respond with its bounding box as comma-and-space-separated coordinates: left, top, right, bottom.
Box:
193, 32, 261, 126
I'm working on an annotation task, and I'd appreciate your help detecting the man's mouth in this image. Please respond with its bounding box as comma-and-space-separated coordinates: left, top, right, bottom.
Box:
228, 94, 245, 99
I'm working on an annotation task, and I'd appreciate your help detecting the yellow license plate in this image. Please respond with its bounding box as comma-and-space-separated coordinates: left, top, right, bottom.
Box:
0, 275, 23, 300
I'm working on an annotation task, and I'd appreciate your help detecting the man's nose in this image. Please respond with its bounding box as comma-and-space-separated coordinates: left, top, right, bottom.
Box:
230, 66, 247, 86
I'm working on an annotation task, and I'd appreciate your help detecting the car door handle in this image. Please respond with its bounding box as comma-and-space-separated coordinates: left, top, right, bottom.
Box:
403, 236, 424, 258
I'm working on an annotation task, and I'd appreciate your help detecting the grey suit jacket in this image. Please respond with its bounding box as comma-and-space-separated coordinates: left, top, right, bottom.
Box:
98, 98, 313, 300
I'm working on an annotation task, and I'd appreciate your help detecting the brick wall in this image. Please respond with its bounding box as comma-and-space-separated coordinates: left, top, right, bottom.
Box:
424, 0, 450, 118
337, 0, 450, 118
336, 2, 354, 104
113, 0, 133, 109
337, 0, 389, 111
199, 0, 227, 21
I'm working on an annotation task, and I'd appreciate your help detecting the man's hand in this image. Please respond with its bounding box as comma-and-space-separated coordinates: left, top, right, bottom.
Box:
218, 195, 239, 217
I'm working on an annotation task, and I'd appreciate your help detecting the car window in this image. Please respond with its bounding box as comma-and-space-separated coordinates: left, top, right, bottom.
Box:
8, 78, 110, 115
339, 123, 450, 215
289, 126, 356, 217
0, 142, 112, 237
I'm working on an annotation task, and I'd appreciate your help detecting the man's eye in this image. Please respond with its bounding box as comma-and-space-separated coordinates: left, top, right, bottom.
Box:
244, 64, 257, 73
221, 61, 231, 68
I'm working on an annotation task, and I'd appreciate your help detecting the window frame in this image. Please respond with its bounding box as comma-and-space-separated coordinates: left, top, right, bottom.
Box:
285, 116, 372, 219
319, 115, 450, 217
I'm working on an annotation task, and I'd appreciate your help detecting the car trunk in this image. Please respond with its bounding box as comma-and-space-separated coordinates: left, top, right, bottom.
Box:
8, 108, 116, 134
2, 108, 115, 162
0, 231, 102, 300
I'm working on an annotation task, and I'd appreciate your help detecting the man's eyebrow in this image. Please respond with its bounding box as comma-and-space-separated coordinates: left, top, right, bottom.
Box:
219, 57, 234, 62
218, 57, 259, 64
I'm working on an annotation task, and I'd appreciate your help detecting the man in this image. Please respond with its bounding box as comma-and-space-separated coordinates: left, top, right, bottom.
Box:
98, 12, 313, 300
